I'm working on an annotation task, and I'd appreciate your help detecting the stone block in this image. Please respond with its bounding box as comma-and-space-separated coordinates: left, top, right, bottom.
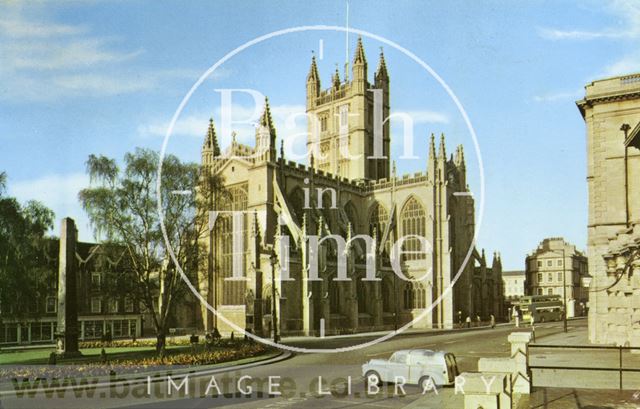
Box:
478, 357, 515, 374
457, 372, 511, 409
458, 372, 507, 394
508, 331, 532, 357
512, 372, 530, 394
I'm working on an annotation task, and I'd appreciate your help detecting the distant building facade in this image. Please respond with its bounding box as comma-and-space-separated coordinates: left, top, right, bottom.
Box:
502, 270, 525, 300
198, 39, 502, 336
578, 73, 640, 346
471, 250, 505, 320
0, 217, 205, 346
0, 236, 143, 346
525, 238, 589, 318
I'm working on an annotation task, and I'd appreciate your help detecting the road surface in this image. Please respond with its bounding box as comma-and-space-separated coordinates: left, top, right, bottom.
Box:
0, 319, 586, 409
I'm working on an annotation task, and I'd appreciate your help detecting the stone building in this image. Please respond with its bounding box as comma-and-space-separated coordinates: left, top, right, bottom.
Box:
471, 250, 505, 321
502, 270, 525, 301
0, 219, 203, 346
0, 222, 143, 346
198, 39, 501, 337
525, 238, 589, 318
577, 73, 640, 346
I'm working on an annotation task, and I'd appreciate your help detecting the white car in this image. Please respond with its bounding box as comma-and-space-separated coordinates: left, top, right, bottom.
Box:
362, 349, 459, 390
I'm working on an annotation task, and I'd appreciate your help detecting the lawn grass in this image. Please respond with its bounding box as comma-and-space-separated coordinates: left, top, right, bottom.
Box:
0, 345, 189, 365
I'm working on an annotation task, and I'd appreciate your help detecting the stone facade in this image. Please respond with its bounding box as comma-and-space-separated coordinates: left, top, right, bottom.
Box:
199, 39, 502, 337
472, 250, 505, 321
502, 270, 525, 300
577, 73, 640, 346
0, 227, 144, 346
524, 238, 589, 318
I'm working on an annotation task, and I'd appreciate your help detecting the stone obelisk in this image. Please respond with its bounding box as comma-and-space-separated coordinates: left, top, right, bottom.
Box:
55, 217, 81, 357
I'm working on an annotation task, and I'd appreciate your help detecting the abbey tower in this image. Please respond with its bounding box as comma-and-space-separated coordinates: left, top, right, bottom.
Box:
198, 38, 503, 337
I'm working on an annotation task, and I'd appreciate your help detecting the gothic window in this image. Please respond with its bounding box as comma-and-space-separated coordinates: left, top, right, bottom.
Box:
220, 185, 248, 305
289, 187, 305, 225
339, 105, 349, 132
400, 197, 426, 260
320, 190, 336, 231
263, 285, 272, 318
320, 116, 328, 132
329, 279, 340, 314
357, 279, 367, 314
369, 202, 389, 254
403, 282, 426, 309
345, 201, 358, 232
403, 285, 413, 310
382, 278, 393, 313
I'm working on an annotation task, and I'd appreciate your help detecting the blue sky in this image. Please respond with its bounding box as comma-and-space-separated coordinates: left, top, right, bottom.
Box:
1, 0, 638, 270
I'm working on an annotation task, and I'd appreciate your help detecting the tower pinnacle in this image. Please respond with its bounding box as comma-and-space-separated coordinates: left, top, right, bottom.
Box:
203, 117, 220, 156
429, 133, 436, 159
333, 65, 341, 89
353, 36, 367, 65
375, 48, 388, 80
438, 133, 446, 159
260, 97, 276, 138
307, 54, 320, 84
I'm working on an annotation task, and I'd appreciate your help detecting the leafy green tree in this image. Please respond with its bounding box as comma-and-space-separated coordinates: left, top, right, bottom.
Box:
79, 149, 223, 353
0, 171, 55, 320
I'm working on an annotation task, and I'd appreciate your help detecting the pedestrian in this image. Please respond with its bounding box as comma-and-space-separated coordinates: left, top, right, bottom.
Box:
490, 314, 496, 329
476, 314, 481, 327
466, 316, 471, 328
512, 307, 520, 328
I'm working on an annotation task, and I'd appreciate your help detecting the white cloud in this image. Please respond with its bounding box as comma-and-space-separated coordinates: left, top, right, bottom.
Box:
602, 54, 640, 77
537, 27, 623, 41
138, 103, 308, 139
8, 172, 93, 240
138, 114, 211, 139
2, 39, 142, 71
533, 89, 583, 103
0, 11, 214, 102
0, 15, 87, 38
538, 0, 640, 41
537, 1, 640, 79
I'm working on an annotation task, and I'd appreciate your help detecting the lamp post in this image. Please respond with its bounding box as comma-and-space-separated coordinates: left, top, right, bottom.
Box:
561, 248, 568, 333
269, 248, 279, 343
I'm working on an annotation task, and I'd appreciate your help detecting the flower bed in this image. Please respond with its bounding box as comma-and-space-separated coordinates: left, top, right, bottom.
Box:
1, 341, 270, 382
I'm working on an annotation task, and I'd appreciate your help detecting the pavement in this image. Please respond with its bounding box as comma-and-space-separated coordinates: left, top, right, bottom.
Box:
526, 321, 640, 408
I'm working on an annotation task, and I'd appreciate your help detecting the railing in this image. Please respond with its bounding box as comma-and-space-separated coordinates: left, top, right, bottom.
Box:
528, 344, 640, 390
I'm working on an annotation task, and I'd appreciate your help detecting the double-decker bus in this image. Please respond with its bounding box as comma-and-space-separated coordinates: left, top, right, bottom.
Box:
515, 295, 564, 323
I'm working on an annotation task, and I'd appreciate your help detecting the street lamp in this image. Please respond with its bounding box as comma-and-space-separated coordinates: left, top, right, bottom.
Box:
269, 248, 279, 343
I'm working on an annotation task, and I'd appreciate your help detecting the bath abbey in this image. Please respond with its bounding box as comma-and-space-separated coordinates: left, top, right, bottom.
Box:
198, 38, 504, 337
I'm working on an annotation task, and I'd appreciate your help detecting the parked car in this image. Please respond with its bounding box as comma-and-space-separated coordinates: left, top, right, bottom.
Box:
362, 349, 459, 390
